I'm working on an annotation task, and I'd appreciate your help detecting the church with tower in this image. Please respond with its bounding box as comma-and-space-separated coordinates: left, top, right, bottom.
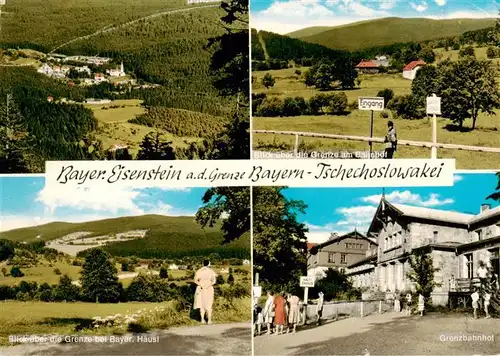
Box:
106, 62, 125, 77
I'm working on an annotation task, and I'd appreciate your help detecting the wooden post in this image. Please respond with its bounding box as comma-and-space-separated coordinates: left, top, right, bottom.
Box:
254, 273, 259, 286
335, 308, 339, 321
369, 110, 374, 158
360, 301, 364, 318
431, 113, 437, 159
303, 287, 309, 324
379, 300, 382, 314
294, 133, 299, 155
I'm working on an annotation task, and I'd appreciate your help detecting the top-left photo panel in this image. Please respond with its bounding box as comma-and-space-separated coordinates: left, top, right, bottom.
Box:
0, 0, 249, 173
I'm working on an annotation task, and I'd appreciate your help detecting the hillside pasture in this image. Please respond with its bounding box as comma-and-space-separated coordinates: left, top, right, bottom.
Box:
0, 215, 250, 260
252, 66, 500, 168
253, 112, 500, 168
435, 46, 500, 66
253, 68, 412, 102
287, 18, 495, 51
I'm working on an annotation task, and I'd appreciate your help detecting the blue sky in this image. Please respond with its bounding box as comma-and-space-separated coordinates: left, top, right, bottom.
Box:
0, 177, 207, 231
251, 0, 499, 33
282, 173, 500, 243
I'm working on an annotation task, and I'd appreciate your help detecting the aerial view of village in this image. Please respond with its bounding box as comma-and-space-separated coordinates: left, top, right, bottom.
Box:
0, 0, 249, 172
252, 173, 500, 355
0, 178, 251, 355
251, 0, 500, 168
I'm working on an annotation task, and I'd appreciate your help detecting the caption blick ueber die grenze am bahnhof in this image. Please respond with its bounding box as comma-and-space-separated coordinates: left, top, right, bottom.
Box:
55, 162, 446, 185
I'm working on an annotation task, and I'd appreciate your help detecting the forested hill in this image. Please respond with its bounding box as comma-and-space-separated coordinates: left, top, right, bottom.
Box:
251, 29, 349, 62
0, 215, 250, 259
287, 17, 495, 51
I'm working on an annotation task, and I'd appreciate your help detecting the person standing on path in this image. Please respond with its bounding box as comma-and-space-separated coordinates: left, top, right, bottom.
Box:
394, 294, 401, 312
262, 291, 275, 335
484, 291, 491, 319
194, 260, 217, 325
273, 291, 287, 335
405, 293, 412, 315
316, 291, 324, 325
384, 121, 397, 159
417, 294, 425, 316
471, 289, 480, 319
287, 294, 300, 333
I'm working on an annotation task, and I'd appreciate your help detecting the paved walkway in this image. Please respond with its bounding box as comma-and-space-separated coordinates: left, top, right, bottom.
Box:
254, 312, 500, 355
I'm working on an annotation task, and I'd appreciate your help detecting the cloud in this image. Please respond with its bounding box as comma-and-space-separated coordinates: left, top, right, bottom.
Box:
435, 0, 446, 6
335, 205, 377, 228
454, 175, 464, 183
426, 11, 497, 19
379, 0, 397, 10
361, 190, 454, 207
410, 1, 428, 12
36, 186, 144, 215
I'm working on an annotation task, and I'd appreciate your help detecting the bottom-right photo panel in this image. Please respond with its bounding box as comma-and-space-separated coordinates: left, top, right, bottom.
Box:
253, 172, 500, 355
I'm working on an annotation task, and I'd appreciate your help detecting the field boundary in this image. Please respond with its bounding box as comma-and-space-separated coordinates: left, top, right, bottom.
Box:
253, 129, 500, 157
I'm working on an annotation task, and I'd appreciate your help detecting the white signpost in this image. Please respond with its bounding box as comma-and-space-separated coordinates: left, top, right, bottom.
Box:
358, 97, 385, 158
300, 276, 315, 324
426, 94, 441, 159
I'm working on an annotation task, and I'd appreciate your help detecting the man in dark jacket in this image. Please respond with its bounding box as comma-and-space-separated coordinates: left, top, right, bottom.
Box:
384, 121, 397, 159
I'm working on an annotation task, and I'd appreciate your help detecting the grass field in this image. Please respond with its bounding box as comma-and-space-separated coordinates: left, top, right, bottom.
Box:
287, 17, 494, 51
0, 297, 250, 346
88, 99, 201, 154
0, 262, 81, 286
253, 113, 500, 168
253, 68, 412, 102
252, 65, 500, 168
435, 46, 500, 66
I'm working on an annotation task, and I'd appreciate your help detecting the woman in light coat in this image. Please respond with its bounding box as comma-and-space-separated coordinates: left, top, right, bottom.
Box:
262, 291, 275, 334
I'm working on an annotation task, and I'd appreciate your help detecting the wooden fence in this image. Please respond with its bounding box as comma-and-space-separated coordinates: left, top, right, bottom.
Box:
252, 129, 500, 157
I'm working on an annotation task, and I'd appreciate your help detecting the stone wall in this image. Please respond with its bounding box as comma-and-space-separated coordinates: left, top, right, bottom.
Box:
409, 222, 471, 249
304, 300, 393, 323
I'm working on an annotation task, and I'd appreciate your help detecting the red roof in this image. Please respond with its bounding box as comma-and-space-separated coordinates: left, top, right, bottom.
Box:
403, 60, 426, 71
355, 60, 378, 68
307, 243, 317, 250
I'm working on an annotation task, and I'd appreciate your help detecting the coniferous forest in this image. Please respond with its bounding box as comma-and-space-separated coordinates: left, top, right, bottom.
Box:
0, 0, 249, 172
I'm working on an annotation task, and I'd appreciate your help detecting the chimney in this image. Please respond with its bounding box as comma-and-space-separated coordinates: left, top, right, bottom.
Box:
481, 204, 491, 213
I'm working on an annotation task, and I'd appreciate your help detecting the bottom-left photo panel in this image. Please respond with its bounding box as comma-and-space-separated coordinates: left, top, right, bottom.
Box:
0, 177, 252, 356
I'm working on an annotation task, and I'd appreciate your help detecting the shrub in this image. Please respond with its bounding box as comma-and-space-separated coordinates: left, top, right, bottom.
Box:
381, 110, 390, 119
487, 46, 498, 59
261, 73, 275, 89
257, 97, 283, 117
159, 266, 168, 279
216, 275, 225, 285
294, 69, 302, 75
10, 266, 24, 277
126, 273, 170, 302
387, 95, 423, 119
121, 262, 130, 272
227, 273, 235, 285
53, 268, 62, 275
1, 267, 7, 276
327, 92, 348, 115
377, 88, 394, 106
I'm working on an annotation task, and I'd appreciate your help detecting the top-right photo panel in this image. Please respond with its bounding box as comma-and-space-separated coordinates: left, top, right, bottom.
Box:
250, 0, 500, 169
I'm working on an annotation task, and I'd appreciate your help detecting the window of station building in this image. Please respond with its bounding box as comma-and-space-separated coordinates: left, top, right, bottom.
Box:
328, 253, 335, 263
465, 253, 474, 279
340, 253, 347, 264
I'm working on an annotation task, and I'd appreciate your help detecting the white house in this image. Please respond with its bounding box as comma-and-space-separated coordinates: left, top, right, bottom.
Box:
402, 60, 426, 80
38, 63, 53, 75
75, 66, 91, 75
168, 264, 179, 270
94, 73, 107, 83
243, 259, 250, 265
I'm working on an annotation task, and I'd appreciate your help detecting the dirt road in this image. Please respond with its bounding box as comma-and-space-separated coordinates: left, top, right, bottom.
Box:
2, 322, 251, 355
254, 311, 500, 355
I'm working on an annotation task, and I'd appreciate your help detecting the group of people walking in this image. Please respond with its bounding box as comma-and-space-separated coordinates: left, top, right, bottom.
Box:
254, 291, 303, 335
393, 293, 426, 316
